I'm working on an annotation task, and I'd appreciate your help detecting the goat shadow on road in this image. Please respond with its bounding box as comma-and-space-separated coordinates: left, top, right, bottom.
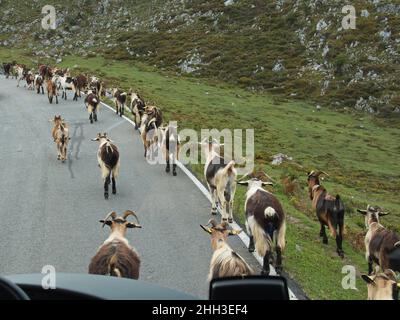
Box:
67, 121, 85, 179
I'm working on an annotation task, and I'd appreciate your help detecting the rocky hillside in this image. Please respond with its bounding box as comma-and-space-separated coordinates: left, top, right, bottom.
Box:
1, 0, 400, 115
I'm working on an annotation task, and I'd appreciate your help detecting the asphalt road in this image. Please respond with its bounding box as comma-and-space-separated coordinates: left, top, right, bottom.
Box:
0, 76, 267, 299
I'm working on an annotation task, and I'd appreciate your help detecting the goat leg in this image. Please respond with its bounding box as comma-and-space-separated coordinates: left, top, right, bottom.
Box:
336, 235, 344, 258
261, 252, 271, 276
112, 177, 116, 195
367, 256, 373, 275
248, 236, 255, 252
173, 163, 177, 176
275, 247, 283, 275
320, 224, 328, 244
166, 159, 170, 173
104, 176, 110, 199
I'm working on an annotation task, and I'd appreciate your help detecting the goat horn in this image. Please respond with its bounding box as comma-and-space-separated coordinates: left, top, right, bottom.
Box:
123, 210, 140, 224
206, 219, 217, 228
237, 171, 252, 181
102, 211, 116, 228
316, 171, 329, 177
262, 171, 276, 183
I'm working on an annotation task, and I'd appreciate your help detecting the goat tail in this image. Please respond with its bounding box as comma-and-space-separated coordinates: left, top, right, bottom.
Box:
224, 160, 236, 175
108, 254, 121, 277
248, 217, 272, 257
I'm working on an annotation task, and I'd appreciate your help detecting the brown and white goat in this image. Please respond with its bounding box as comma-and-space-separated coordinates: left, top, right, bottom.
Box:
72, 74, 88, 101
201, 139, 236, 223
129, 90, 146, 130
160, 124, 180, 176
16, 65, 27, 87
46, 77, 58, 104
362, 269, 399, 300
307, 171, 345, 258
112, 88, 127, 117
238, 172, 286, 275
357, 205, 400, 275
201, 219, 253, 281
25, 71, 35, 90
92, 133, 120, 199
34, 74, 44, 94
89, 211, 142, 279
84, 90, 100, 124
140, 106, 163, 158
51, 115, 70, 163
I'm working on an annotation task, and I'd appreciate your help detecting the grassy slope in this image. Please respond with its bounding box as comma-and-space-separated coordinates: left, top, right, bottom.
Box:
1, 48, 399, 299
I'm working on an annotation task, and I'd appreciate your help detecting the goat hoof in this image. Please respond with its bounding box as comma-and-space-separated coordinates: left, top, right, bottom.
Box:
261, 269, 270, 276
248, 245, 255, 253
337, 250, 345, 259
275, 266, 283, 275
211, 209, 218, 215
166, 166, 170, 173
228, 218, 233, 223
323, 239, 328, 245
173, 171, 177, 176
104, 193, 109, 200
112, 189, 116, 195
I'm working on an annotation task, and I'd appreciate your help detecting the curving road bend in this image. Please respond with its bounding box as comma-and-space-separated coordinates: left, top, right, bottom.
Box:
0, 76, 272, 299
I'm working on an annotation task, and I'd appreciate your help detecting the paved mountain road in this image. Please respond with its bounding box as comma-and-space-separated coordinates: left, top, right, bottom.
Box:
0, 76, 265, 299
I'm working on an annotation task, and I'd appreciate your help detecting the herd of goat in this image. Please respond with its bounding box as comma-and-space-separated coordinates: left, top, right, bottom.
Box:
2, 61, 400, 300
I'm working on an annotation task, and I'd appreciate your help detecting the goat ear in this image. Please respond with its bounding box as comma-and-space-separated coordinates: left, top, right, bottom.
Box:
229, 229, 242, 236
378, 212, 390, 217
99, 220, 112, 227
200, 225, 212, 234
357, 209, 367, 215
126, 222, 142, 229
262, 182, 274, 186
361, 274, 375, 285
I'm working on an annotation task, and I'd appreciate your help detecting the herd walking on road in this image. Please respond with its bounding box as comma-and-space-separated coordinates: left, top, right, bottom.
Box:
2, 60, 400, 300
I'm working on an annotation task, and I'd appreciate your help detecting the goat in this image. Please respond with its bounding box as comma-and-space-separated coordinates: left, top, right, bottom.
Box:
58, 70, 75, 100
3, 61, 16, 79
89, 210, 142, 279
159, 123, 180, 176
38, 64, 53, 80
362, 269, 399, 300
89, 76, 103, 97
112, 88, 127, 117
307, 170, 345, 258
85, 90, 100, 124
92, 133, 120, 200
73, 74, 88, 101
200, 139, 236, 223
357, 205, 400, 275
129, 89, 146, 129
201, 219, 253, 281
25, 70, 35, 90
16, 64, 27, 87
34, 74, 44, 94
46, 77, 59, 104
237, 171, 286, 275
140, 106, 163, 158
51, 115, 70, 163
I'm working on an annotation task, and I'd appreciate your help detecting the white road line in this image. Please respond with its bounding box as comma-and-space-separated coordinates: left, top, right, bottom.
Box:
99, 99, 298, 300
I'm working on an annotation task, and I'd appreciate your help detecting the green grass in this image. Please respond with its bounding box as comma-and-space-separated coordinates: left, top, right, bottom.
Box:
1, 48, 399, 300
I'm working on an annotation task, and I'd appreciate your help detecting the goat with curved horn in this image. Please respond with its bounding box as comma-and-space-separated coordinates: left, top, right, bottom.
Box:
101, 211, 117, 228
